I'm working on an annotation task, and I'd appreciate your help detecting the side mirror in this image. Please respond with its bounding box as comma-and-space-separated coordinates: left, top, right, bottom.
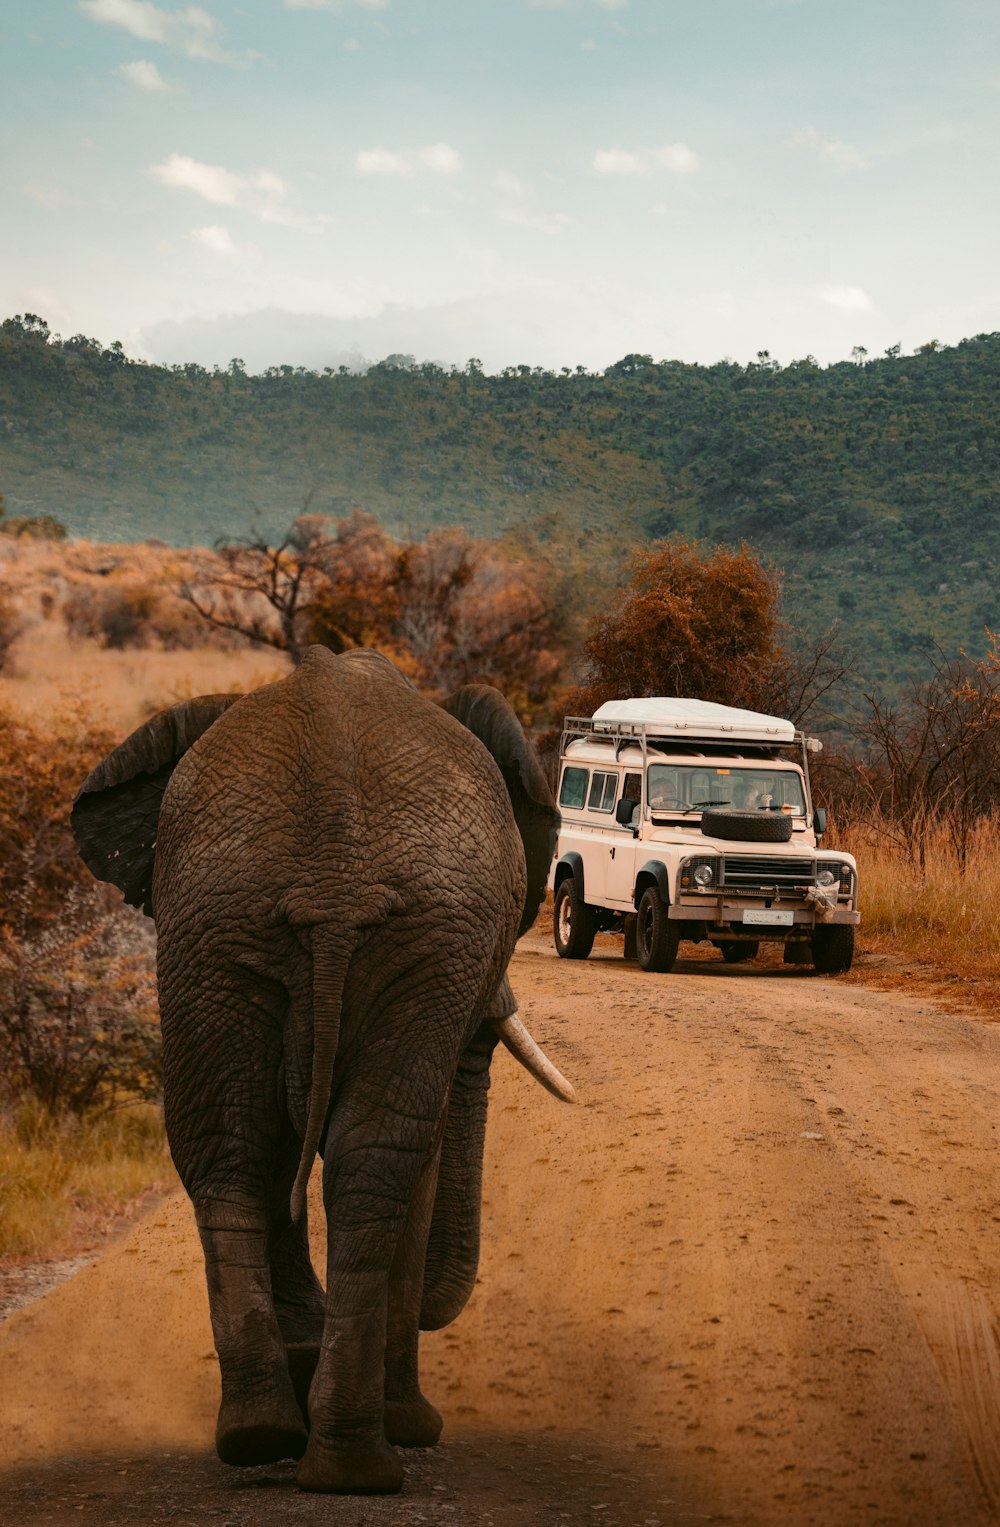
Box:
813, 806, 827, 838
615, 799, 635, 826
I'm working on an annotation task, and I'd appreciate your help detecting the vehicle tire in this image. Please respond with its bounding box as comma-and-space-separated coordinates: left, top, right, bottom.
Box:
701, 809, 793, 844
811, 924, 855, 974
553, 878, 597, 960
635, 886, 680, 973
719, 940, 759, 963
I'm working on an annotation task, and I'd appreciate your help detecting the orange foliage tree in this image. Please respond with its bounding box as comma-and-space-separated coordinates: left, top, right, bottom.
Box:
562, 537, 848, 726
566, 539, 783, 716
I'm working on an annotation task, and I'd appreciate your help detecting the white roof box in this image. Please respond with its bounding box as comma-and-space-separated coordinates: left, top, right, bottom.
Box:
591, 697, 795, 744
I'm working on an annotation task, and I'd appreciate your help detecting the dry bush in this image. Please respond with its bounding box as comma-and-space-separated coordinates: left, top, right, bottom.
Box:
0, 587, 24, 671
62, 581, 174, 650
0, 703, 117, 935
0, 701, 161, 1119
0, 887, 160, 1117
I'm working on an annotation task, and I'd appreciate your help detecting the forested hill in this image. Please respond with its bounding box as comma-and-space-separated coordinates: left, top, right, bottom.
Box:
2, 313, 1000, 693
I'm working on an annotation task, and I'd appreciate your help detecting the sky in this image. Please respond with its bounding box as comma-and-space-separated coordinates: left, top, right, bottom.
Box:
2, 0, 998, 373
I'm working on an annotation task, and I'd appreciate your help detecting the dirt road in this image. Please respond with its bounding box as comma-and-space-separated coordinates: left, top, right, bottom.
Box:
2, 931, 999, 1526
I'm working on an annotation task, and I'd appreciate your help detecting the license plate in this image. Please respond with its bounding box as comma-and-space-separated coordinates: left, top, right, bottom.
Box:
743, 909, 794, 926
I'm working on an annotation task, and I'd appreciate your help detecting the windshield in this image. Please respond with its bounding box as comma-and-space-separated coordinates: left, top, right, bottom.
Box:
647, 763, 806, 817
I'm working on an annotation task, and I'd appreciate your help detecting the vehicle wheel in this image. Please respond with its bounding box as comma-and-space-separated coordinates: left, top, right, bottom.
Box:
811, 924, 855, 974
553, 878, 597, 960
635, 887, 680, 973
719, 940, 759, 963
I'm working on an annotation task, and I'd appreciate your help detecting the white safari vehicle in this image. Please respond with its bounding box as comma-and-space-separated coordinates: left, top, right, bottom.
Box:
550, 698, 859, 975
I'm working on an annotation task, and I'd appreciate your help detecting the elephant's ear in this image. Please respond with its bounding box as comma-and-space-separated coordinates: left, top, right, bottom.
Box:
441, 685, 559, 937
71, 693, 242, 917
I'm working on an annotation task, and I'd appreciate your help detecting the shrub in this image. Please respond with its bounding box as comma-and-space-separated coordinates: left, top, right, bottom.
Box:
0, 703, 117, 936
0, 513, 68, 541
0, 587, 23, 671
0, 888, 160, 1115
63, 582, 158, 648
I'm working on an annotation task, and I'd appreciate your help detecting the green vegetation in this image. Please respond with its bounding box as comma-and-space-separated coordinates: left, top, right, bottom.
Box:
2, 313, 999, 694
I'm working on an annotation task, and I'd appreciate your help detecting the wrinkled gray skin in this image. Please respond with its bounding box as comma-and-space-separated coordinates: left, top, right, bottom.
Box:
72, 648, 559, 1495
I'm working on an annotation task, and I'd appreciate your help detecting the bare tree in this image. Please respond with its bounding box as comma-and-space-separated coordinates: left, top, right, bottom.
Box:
181, 514, 335, 664
847, 649, 1000, 870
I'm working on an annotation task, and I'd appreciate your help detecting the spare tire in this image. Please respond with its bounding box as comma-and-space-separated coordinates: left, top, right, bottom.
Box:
701, 809, 794, 843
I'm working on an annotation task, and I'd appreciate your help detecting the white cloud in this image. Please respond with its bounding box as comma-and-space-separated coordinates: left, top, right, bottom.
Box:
820, 285, 874, 312
118, 58, 175, 91
356, 147, 407, 176
79, 0, 249, 64
594, 144, 700, 176
355, 144, 463, 176
151, 154, 303, 225
23, 182, 72, 207
655, 141, 700, 175
593, 148, 644, 176
795, 127, 867, 172
190, 224, 238, 255
494, 171, 569, 233
417, 143, 462, 175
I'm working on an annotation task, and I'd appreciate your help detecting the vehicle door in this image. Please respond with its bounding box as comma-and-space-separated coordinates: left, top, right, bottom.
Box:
577, 766, 621, 904
605, 770, 643, 907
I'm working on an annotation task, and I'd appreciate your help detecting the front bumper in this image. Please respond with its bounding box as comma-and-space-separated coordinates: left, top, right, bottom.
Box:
669, 897, 859, 928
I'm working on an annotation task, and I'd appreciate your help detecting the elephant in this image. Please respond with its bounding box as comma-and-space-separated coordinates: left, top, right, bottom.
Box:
71, 646, 572, 1494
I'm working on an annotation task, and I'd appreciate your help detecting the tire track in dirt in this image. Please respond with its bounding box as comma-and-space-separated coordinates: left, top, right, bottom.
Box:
2, 932, 999, 1526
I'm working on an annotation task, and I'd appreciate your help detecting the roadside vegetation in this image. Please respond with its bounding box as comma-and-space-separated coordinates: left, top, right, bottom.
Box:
0, 703, 173, 1261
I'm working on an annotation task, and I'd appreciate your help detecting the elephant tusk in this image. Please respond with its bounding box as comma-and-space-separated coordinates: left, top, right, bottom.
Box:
491, 1012, 576, 1103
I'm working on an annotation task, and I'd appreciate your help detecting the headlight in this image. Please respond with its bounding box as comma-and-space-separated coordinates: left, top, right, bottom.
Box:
680, 856, 717, 891
816, 869, 837, 888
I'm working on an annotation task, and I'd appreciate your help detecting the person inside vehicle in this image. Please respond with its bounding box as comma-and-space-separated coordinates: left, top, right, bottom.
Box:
739, 778, 773, 810
648, 772, 679, 809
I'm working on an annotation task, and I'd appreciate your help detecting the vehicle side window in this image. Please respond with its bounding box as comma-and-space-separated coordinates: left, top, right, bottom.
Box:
588, 770, 619, 812
559, 766, 589, 809
622, 772, 642, 803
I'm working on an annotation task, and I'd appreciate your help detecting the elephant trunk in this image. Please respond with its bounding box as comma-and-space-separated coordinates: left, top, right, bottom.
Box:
419, 1023, 497, 1331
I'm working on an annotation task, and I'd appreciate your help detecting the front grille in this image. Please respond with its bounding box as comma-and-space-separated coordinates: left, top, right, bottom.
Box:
721, 855, 814, 893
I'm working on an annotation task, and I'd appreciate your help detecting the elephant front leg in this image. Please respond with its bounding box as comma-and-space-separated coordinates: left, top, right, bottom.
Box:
383, 1132, 444, 1448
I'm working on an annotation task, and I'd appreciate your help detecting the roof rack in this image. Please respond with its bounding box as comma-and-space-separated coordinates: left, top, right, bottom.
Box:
559, 717, 821, 820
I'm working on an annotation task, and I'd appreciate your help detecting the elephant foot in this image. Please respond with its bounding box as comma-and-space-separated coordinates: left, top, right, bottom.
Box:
216, 1394, 307, 1467
285, 1342, 320, 1420
296, 1433, 403, 1494
384, 1394, 443, 1448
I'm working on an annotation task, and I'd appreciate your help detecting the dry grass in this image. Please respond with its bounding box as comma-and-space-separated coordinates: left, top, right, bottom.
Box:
0, 1102, 176, 1260
0, 535, 290, 732
836, 813, 1000, 1013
